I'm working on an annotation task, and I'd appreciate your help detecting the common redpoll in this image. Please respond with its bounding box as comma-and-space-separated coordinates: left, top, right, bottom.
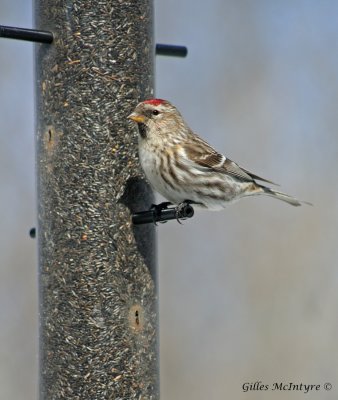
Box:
128, 99, 308, 210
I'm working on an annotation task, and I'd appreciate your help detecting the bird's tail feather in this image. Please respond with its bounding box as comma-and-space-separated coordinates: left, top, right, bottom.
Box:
254, 185, 312, 207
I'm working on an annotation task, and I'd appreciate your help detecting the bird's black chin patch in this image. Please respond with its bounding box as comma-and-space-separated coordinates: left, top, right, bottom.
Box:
137, 123, 147, 139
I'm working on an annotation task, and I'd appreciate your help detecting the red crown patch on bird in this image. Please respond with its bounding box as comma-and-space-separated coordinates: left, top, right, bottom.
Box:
143, 99, 166, 106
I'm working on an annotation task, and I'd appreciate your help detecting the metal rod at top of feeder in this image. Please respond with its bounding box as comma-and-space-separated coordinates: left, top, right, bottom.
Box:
0, 25, 53, 43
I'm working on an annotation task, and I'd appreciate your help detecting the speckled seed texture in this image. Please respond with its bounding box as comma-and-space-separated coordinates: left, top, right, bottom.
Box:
35, 1, 158, 399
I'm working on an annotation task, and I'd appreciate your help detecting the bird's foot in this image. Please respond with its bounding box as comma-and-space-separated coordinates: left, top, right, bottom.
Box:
175, 200, 195, 224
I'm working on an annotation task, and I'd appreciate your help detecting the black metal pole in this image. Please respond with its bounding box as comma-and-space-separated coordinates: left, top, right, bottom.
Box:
156, 44, 187, 57
35, 1, 158, 399
132, 203, 194, 225
0, 25, 53, 43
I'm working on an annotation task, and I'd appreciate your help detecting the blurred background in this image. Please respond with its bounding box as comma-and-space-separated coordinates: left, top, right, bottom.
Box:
1, 0, 337, 399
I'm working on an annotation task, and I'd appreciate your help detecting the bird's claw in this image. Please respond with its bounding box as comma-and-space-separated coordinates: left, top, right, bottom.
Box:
145, 201, 195, 225
175, 201, 195, 224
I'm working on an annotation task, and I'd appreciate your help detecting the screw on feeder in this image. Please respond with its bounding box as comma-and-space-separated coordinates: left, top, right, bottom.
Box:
0, 25, 53, 43
132, 203, 194, 225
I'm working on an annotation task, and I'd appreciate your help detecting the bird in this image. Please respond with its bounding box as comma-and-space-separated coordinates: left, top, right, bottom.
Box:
128, 98, 309, 212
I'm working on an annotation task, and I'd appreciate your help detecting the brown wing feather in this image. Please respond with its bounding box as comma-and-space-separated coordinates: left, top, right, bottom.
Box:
239, 165, 278, 185
184, 138, 277, 185
197, 152, 224, 167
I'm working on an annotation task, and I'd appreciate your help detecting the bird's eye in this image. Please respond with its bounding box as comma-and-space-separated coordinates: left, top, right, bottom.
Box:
152, 110, 160, 116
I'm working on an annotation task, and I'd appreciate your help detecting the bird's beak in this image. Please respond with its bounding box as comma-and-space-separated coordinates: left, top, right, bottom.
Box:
128, 112, 145, 123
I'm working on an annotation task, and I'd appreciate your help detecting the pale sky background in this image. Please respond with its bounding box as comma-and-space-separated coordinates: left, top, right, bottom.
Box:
1, 1, 338, 399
